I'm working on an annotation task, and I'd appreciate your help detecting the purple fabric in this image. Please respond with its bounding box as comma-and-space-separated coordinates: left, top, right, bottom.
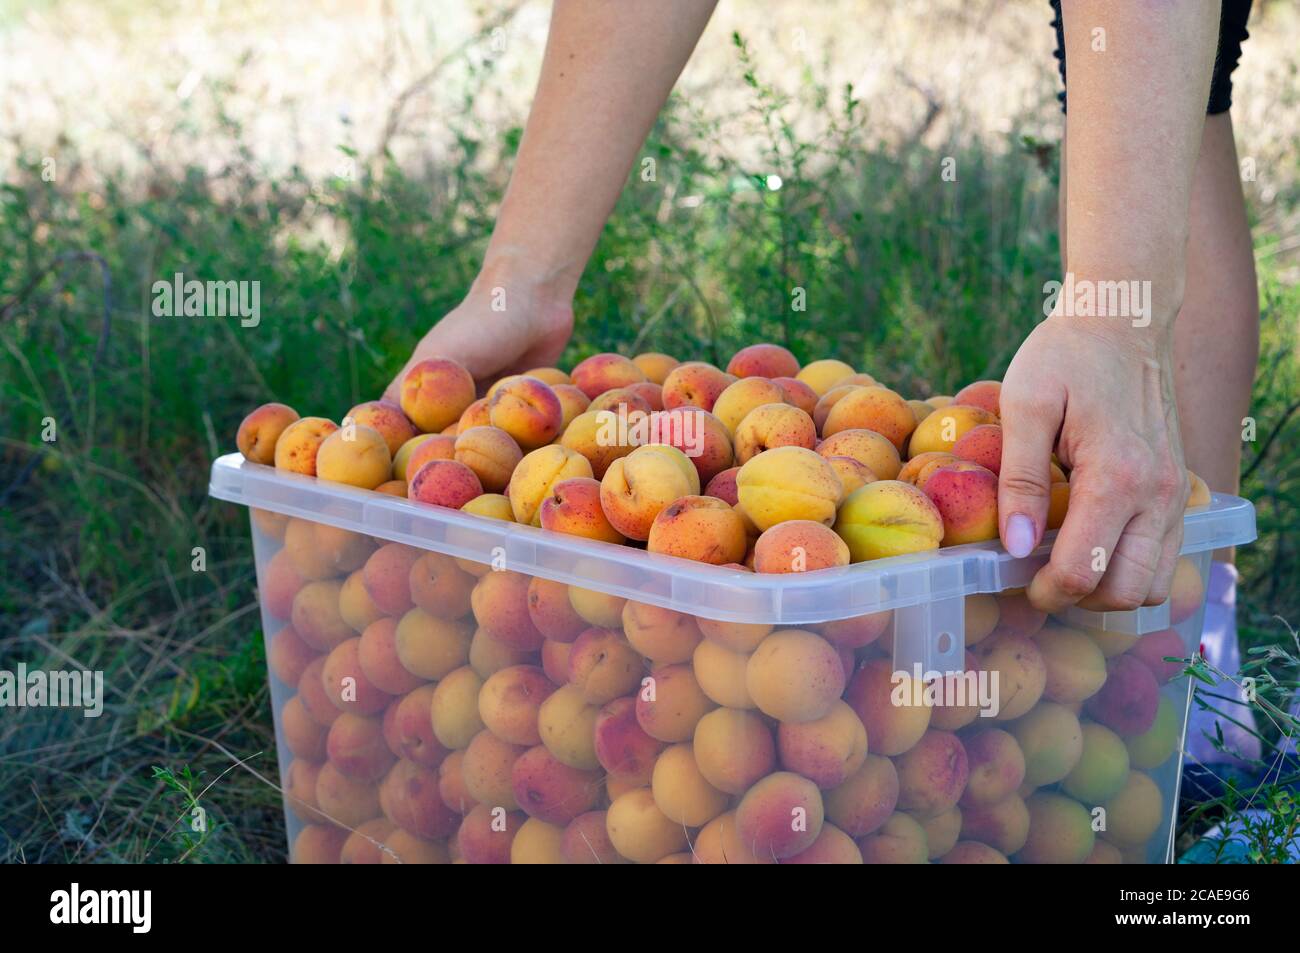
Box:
1186, 562, 1262, 765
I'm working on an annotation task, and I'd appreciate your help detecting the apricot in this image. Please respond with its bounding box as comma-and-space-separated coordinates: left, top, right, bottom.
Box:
538, 476, 625, 543
471, 571, 544, 652
950, 423, 1003, 476
1170, 557, 1205, 624
342, 818, 398, 864
796, 359, 856, 397
394, 608, 472, 680
408, 459, 484, 510
1062, 721, 1130, 804
1126, 696, 1179, 770
1010, 702, 1083, 787
430, 666, 486, 750
818, 609, 891, 650
504, 818, 563, 864
521, 366, 571, 387
398, 358, 476, 433
537, 684, 600, 770
927, 650, 982, 731
822, 754, 899, 836
920, 805, 963, 858
406, 551, 474, 621
925, 395, 954, 410
268, 624, 318, 688
974, 631, 1047, 721
1026, 626, 1102, 710
599, 444, 700, 541
746, 629, 844, 723
1186, 469, 1211, 507
649, 743, 728, 827
960, 792, 1029, 855
908, 404, 999, 457
510, 744, 602, 825
551, 383, 591, 432
282, 694, 328, 760
650, 407, 735, 486
237, 402, 300, 464
456, 803, 524, 864
735, 771, 824, 859
782, 823, 863, 864
357, 618, 424, 695
343, 400, 416, 459
622, 602, 703, 665
261, 548, 306, 620
822, 455, 876, 497
940, 841, 1009, 864
540, 637, 571, 685
844, 658, 931, 756
752, 519, 850, 575
560, 810, 626, 864
637, 663, 715, 742
896, 450, 958, 486
691, 810, 776, 865
963, 593, 1000, 646
449, 425, 521, 494
816, 428, 900, 480
646, 495, 747, 566
769, 375, 818, 415
1129, 628, 1188, 684
834, 480, 944, 562
383, 683, 447, 767
520, 580, 583, 646
314, 761, 381, 828
736, 446, 842, 531
1088, 627, 1140, 658
296, 658, 341, 727
564, 627, 640, 705
379, 758, 460, 839
856, 811, 930, 863
810, 384, 859, 433
994, 589, 1047, 637
477, 664, 555, 747
693, 707, 777, 794
606, 787, 688, 863
559, 410, 637, 479
285, 758, 326, 824
733, 403, 817, 462
1083, 839, 1124, 864
457, 397, 492, 433
335, 571, 381, 635
292, 824, 349, 864
321, 637, 390, 715
468, 625, 533, 679
822, 385, 916, 451
960, 729, 1025, 806
392, 434, 437, 481
484, 375, 562, 450
921, 463, 999, 546
950, 379, 1001, 416
776, 700, 868, 788
570, 352, 646, 399
593, 696, 665, 784
284, 519, 373, 580
1085, 654, 1160, 738
359, 543, 418, 617
461, 729, 526, 808
632, 352, 679, 385
568, 586, 626, 628
697, 615, 771, 652
725, 342, 799, 379
380, 828, 450, 864
1017, 792, 1096, 864
587, 386, 653, 417
708, 378, 785, 435
274, 416, 339, 476
404, 433, 457, 480
509, 445, 593, 525
1099, 770, 1163, 847
894, 729, 970, 817
691, 639, 756, 709
660, 361, 734, 412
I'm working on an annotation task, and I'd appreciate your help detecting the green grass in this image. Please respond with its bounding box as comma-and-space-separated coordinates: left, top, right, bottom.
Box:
1, 29, 1297, 863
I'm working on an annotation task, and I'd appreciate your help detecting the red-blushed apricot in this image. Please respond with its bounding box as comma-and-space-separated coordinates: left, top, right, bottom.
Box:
734, 403, 817, 462
539, 476, 625, 543
399, 358, 476, 434
282, 694, 328, 760
908, 404, 999, 457
834, 480, 944, 562
540, 637, 571, 685
394, 608, 472, 680
753, 520, 850, 573
897, 450, 958, 485
952, 379, 1001, 417
626, 381, 664, 411
693, 707, 777, 795
274, 417, 339, 475
296, 657, 341, 727
777, 700, 868, 788
926, 649, 982, 731
403, 433, 456, 480
747, 629, 845, 723
406, 551, 473, 620
703, 466, 741, 505
408, 459, 484, 510
559, 409, 639, 479
1128, 628, 1187, 685
773, 376, 819, 416
379, 758, 461, 840
621, 601, 703, 665
893, 729, 970, 818
974, 631, 1047, 721
457, 397, 492, 433
726, 342, 800, 379
632, 352, 679, 385
292, 580, 354, 652
438, 749, 473, 814
783, 823, 864, 863
1084, 654, 1161, 738
735, 771, 824, 859
712, 377, 789, 434
646, 495, 747, 565
478, 664, 556, 747
550, 383, 590, 432
817, 609, 891, 649
661, 361, 734, 413
651, 407, 735, 486
857, 812, 929, 864
561, 810, 627, 864
358, 618, 425, 695
452, 425, 522, 494
292, 823, 349, 864
509, 444, 594, 525
822, 385, 916, 451
822, 754, 899, 837
457, 803, 525, 864
993, 589, 1047, 636
921, 463, 999, 546
322, 637, 391, 715
338, 569, 383, 633
237, 402, 300, 464
511, 744, 602, 825
526, 577, 587, 643
600, 444, 700, 541
951, 423, 1003, 475
811, 384, 861, 433
328, 712, 397, 781
941, 840, 1010, 864
817, 428, 902, 480
588, 387, 653, 417
285, 758, 326, 824
383, 683, 448, 768
461, 729, 526, 809
362, 543, 421, 617
960, 728, 1026, 806
487, 375, 564, 451
268, 624, 317, 687
346, 399, 418, 458
636, 663, 715, 743
314, 761, 381, 829
593, 695, 666, 785
522, 367, 571, 387
568, 627, 643, 705
571, 353, 647, 399
844, 658, 930, 756
824, 455, 877, 496
691, 810, 776, 864
796, 359, 856, 397
471, 571, 544, 652
606, 787, 688, 863
736, 446, 842, 530
394, 434, 438, 482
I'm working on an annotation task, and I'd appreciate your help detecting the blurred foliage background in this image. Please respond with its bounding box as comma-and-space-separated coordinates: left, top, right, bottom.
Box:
1, 0, 1296, 861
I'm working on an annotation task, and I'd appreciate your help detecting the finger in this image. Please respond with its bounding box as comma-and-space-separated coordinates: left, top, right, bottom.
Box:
1026, 471, 1131, 613
1075, 509, 1165, 612
997, 389, 1063, 558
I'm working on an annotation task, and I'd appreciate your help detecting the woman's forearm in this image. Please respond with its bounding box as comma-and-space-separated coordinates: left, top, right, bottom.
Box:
484, 0, 719, 298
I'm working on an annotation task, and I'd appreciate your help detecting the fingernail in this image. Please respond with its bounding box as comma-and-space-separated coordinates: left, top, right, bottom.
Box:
1005, 513, 1036, 558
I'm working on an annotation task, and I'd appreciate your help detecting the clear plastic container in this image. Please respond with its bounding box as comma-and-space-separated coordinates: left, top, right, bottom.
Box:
210, 452, 1256, 864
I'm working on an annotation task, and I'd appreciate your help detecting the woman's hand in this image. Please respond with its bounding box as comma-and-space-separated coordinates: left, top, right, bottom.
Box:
998, 306, 1189, 613
383, 260, 574, 402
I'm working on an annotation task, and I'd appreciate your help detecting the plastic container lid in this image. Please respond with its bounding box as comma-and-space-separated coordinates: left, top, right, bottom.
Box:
210, 452, 1256, 627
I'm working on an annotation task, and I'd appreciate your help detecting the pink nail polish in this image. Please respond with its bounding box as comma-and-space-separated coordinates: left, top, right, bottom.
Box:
1006, 513, 1036, 558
